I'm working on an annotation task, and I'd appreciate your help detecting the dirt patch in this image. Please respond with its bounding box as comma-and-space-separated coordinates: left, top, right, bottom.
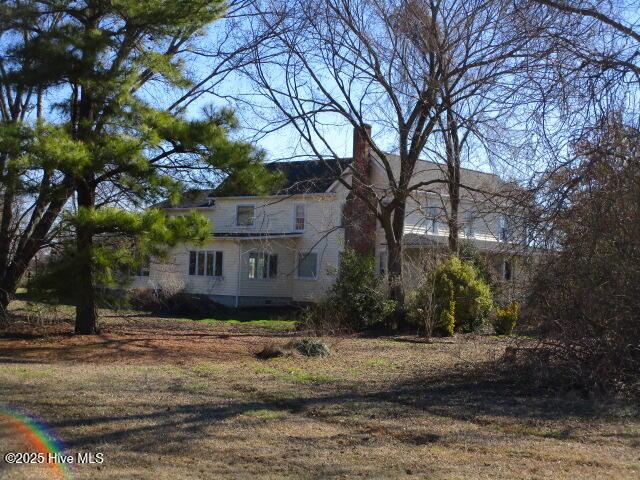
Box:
0, 318, 300, 365
0, 302, 304, 364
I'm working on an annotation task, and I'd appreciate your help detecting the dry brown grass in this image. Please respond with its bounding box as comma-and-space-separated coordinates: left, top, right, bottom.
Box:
0, 302, 638, 479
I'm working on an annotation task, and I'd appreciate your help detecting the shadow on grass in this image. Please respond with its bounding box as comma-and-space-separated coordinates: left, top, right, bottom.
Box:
0, 332, 295, 363
15, 362, 634, 455
13, 291, 301, 323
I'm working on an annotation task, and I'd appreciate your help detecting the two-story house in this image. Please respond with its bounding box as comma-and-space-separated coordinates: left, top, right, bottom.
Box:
132, 128, 523, 307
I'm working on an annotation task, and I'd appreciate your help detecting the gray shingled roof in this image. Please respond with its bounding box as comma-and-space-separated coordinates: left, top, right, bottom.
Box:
259, 158, 351, 195
160, 156, 499, 209
160, 158, 351, 208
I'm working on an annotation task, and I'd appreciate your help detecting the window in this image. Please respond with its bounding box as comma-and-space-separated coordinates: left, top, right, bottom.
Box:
215, 251, 223, 277
189, 251, 197, 275
197, 251, 205, 275
502, 260, 513, 281
294, 204, 305, 231
523, 223, 535, 246
248, 252, 278, 279
297, 252, 318, 279
236, 205, 254, 226
499, 216, 510, 242
189, 250, 223, 277
426, 202, 439, 233
464, 210, 475, 237
269, 254, 278, 278
206, 251, 214, 276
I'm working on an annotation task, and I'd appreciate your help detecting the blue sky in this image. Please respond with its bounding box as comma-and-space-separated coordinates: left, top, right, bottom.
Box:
10, 1, 640, 184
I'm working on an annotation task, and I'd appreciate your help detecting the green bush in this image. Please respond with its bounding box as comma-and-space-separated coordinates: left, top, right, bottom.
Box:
433, 256, 493, 334
323, 249, 392, 330
438, 290, 456, 337
493, 302, 519, 335
459, 241, 497, 287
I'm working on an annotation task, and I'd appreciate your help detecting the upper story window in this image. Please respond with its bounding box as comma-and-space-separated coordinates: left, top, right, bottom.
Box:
236, 205, 255, 226
294, 204, 305, 231
464, 209, 475, 237
189, 250, 223, 277
426, 202, 439, 233
297, 252, 318, 279
499, 215, 510, 242
248, 252, 278, 279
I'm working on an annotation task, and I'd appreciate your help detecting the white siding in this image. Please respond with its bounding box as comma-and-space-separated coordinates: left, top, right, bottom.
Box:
157, 194, 346, 303
132, 239, 240, 297
142, 156, 515, 304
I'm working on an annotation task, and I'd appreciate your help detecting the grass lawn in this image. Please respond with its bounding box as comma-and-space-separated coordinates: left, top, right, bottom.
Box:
186, 307, 298, 331
0, 302, 639, 479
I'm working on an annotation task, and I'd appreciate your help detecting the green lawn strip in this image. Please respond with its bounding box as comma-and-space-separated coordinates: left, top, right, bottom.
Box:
197, 318, 297, 330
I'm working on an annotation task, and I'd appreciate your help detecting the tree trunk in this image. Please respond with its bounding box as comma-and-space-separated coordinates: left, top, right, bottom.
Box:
384, 203, 407, 328
389, 202, 407, 303
74, 179, 98, 335
387, 239, 404, 305
0, 166, 17, 280
448, 207, 459, 253
0, 287, 11, 319
73, 77, 98, 334
444, 105, 462, 255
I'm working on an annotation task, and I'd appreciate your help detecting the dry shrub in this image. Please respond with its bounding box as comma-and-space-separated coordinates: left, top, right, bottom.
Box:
299, 300, 350, 336
2, 301, 70, 328
404, 249, 440, 337
524, 121, 640, 396
129, 287, 225, 318
255, 343, 286, 360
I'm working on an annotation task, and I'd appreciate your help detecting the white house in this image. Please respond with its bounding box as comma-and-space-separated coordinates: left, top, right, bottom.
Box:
132, 128, 523, 307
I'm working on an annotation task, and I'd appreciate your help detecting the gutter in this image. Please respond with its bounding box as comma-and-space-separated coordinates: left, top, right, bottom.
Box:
235, 240, 241, 309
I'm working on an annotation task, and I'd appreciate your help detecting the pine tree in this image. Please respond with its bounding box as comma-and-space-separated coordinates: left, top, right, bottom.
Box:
3, 1, 277, 334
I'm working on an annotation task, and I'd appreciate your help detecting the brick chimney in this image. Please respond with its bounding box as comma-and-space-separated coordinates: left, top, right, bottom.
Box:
343, 124, 377, 256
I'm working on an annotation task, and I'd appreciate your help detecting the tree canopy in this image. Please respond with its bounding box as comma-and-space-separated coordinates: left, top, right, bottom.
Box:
1, 0, 279, 333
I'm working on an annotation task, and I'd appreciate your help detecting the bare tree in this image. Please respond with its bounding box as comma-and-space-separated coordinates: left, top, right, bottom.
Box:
533, 0, 640, 80
506, 0, 640, 251
239, 0, 552, 307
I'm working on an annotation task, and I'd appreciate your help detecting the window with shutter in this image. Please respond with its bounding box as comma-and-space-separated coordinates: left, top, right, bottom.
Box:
215, 251, 223, 276
189, 251, 197, 275
294, 204, 305, 231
